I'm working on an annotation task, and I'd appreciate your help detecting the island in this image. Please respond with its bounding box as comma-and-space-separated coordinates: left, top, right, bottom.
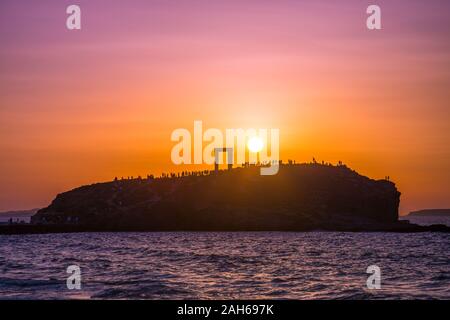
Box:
1, 162, 449, 234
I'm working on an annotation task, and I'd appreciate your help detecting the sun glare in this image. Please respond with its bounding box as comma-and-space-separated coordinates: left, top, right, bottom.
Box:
247, 137, 264, 153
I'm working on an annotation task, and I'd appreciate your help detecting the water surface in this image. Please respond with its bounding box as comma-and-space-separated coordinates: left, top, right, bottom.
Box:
1, 228, 449, 299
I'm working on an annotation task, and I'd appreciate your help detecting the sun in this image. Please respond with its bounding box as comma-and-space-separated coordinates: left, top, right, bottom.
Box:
247, 136, 264, 153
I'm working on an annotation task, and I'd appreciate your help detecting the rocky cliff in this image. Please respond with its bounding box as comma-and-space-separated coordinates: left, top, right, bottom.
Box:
30, 163, 402, 231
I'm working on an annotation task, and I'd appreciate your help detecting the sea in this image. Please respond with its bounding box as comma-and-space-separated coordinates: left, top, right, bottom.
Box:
0, 216, 448, 300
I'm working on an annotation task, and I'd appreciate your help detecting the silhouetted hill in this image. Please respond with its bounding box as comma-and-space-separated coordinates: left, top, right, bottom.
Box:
408, 209, 450, 217
28, 163, 405, 231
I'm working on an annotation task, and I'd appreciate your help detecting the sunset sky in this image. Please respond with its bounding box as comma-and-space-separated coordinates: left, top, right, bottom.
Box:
0, 0, 449, 214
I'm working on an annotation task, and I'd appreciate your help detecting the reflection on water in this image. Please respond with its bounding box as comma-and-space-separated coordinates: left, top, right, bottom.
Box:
0, 229, 449, 299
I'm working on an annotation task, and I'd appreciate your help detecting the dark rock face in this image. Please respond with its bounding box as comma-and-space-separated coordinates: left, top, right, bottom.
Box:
31, 164, 401, 231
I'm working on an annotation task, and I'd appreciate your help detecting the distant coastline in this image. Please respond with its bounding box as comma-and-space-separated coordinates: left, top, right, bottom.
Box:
0, 208, 39, 223
408, 209, 450, 217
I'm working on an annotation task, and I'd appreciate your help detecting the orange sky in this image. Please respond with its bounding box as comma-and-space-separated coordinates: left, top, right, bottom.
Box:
0, 0, 449, 214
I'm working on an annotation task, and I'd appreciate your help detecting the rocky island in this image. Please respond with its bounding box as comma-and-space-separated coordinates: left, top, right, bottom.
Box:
1, 163, 449, 234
